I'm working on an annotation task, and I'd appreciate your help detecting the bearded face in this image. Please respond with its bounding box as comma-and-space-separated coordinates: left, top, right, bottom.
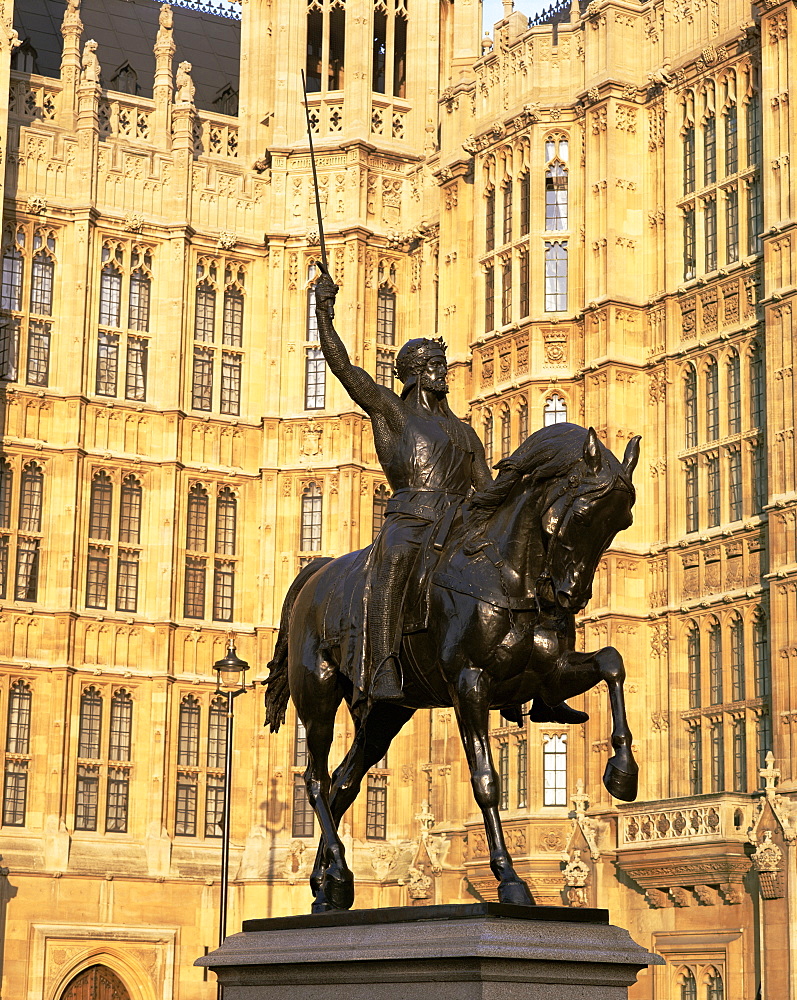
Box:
417, 353, 449, 395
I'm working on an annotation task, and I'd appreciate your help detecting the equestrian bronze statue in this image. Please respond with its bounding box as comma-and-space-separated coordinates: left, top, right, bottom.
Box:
265, 274, 641, 913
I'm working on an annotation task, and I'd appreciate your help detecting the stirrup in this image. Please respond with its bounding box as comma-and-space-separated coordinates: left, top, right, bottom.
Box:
499, 704, 525, 727
371, 658, 404, 702
528, 699, 589, 725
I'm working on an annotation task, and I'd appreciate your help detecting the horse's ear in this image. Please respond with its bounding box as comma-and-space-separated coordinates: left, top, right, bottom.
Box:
623, 435, 641, 478
583, 427, 602, 474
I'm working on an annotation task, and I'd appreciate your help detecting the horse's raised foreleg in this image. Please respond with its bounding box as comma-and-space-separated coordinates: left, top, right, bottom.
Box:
453, 665, 534, 906
593, 646, 638, 801
540, 647, 638, 802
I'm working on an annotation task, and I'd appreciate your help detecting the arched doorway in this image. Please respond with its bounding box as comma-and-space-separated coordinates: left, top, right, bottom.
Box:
60, 965, 132, 1000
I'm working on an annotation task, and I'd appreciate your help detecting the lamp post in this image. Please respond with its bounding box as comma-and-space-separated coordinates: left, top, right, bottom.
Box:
212, 637, 249, 998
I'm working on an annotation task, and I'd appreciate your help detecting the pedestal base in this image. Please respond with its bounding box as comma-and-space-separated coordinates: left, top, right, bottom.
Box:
196, 903, 663, 1000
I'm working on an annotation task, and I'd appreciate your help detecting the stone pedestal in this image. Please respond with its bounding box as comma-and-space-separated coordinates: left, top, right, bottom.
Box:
196, 903, 664, 1000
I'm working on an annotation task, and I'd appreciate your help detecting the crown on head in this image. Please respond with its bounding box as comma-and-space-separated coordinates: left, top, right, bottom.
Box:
395, 337, 448, 383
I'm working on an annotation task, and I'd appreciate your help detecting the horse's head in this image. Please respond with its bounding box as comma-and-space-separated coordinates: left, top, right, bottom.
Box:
466, 423, 640, 612
539, 428, 639, 612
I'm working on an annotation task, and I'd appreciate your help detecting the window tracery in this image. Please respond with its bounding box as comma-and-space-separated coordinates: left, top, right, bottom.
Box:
678, 65, 762, 281
183, 482, 238, 621
85, 469, 144, 613
0, 458, 45, 603
75, 685, 134, 833
0, 225, 58, 386
304, 264, 326, 409
2, 680, 32, 826
97, 240, 154, 401
191, 256, 246, 414
175, 692, 227, 839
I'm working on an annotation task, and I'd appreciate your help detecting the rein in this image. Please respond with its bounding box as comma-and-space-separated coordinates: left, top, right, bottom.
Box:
533, 472, 583, 618
479, 466, 631, 626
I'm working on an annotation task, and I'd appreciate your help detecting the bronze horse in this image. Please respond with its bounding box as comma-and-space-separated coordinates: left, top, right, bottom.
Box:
265, 423, 641, 912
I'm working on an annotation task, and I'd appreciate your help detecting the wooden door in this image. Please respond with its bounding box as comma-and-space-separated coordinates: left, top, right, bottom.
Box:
60, 965, 132, 1000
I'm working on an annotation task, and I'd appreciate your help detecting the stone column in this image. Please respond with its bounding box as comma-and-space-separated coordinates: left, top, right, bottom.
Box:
75, 47, 101, 206
169, 99, 196, 227
449, 0, 481, 86
152, 2, 175, 148
239, 0, 275, 161
753, 0, 796, 794
0, 2, 21, 210
59, 0, 83, 129
345, 0, 371, 136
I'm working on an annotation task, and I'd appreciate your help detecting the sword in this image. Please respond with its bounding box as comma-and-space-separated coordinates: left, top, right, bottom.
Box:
301, 70, 331, 301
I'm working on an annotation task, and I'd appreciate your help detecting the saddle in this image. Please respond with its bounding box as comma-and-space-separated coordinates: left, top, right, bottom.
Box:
322, 503, 461, 654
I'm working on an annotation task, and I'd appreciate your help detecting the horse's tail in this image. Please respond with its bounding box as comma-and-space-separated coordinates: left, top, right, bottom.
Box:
263, 556, 333, 734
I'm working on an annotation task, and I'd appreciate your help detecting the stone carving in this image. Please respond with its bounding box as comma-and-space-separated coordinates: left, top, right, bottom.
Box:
569, 781, 602, 860
282, 839, 312, 884
400, 863, 433, 900
154, 4, 175, 64
563, 849, 590, 907
217, 231, 237, 250
693, 884, 717, 905
300, 421, 322, 458
720, 883, 743, 905
26, 195, 47, 215
63, 0, 82, 31
543, 328, 568, 366
124, 214, 144, 233
650, 711, 669, 730
752, 831, 784, 899
175, 62, 195, 105
648, 370, 666, 403
0, 17, 20, 54
540, 830, 566, 852
156, 4, 174, 50
615, 105, 637, 133
370, 843, 398, 880
749, 752, 797, 842
669, 886, 692, 907
80, 39, 100, 84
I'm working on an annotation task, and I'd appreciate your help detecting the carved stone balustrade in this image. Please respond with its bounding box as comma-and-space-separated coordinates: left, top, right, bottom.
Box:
619, 795, 753, 846
614, 794, 754, 904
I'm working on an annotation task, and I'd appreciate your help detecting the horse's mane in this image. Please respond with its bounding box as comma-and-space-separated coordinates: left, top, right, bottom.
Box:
465, 423, 630, 539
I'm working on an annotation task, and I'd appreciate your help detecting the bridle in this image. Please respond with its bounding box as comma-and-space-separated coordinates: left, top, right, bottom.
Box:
534, 467, 634, 615
462, 459, 633, 625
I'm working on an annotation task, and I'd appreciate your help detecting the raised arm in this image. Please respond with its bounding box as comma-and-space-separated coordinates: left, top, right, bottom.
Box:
314, 271, 389, 415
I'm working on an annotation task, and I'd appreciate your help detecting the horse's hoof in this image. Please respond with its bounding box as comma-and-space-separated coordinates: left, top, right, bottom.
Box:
603, 758, 638, 801
311, 899, 334, 913
497, 878, 534, 906
322, 866, 355, 910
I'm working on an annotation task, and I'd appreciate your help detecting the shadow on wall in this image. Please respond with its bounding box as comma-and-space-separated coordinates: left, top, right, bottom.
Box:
0, 862, 19, 988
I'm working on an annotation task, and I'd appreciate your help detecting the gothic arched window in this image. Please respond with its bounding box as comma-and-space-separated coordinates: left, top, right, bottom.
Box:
483, 411, 493, 467
687, 623, 701, 708
373, 484, 389, 541
543, 394, 567, 426
301, 483, 323, 552
111, 62, 138, 95
684, 364, 697, 447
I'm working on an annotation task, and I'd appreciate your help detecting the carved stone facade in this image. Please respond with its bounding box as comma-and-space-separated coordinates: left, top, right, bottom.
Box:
0, 1, 796, 999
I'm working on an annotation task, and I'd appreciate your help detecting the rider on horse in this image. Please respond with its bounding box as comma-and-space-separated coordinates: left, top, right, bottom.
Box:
314, 271, 584, 723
